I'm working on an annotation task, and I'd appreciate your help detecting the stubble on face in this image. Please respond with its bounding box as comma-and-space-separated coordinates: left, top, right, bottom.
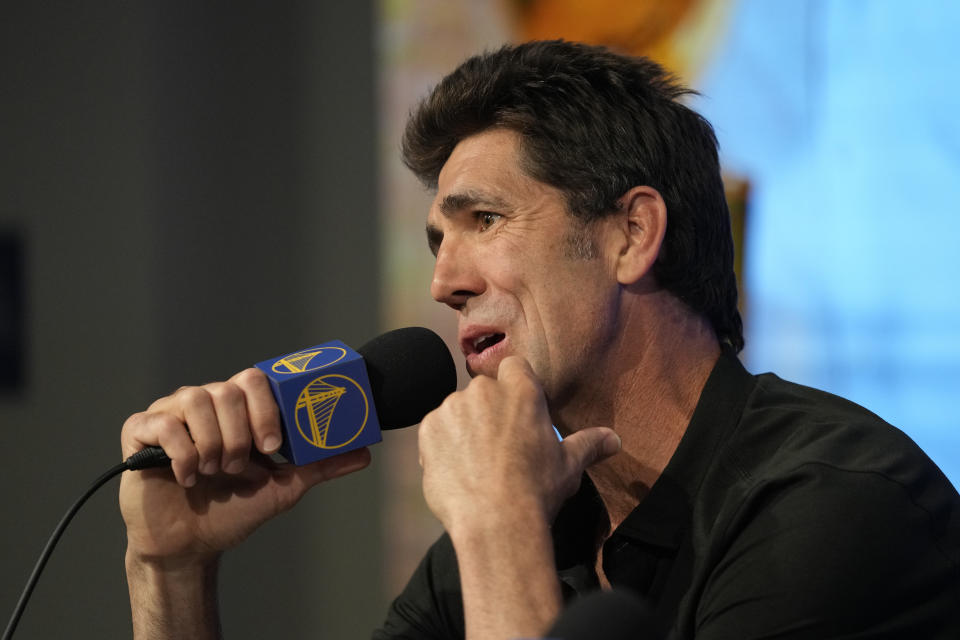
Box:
562, 217, 601, 261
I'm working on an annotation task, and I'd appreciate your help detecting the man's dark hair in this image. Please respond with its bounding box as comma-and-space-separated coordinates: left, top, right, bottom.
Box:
403, 40, 744, 352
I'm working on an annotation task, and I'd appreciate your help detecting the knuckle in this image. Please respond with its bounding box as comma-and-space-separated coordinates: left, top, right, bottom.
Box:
177, 385, 210, 410
418, 412, 444, 445
419, 412, 436, 435
233, 367, 266, 388
120, 412, 149, 453
206, 381, 243, 405
435, 392, 459, 414
151, 384, 195, 411
122, 411, 147, 433
416, 433, 431, 464
154, 413, 185, 440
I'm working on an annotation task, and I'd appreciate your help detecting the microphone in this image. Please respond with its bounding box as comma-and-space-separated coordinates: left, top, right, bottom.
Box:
546, 590, 656, 640
126, 327, 456, 470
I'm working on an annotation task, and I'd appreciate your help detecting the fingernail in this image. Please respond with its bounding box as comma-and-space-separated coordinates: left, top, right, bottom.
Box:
604, 432, 622, 456
262, 434, 281, 453
184, 473, 197, 487
202, 460, 219, 475
225, 459, 244, 474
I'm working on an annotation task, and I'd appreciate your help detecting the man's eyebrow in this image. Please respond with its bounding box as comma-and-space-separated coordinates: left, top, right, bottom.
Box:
427, 190, 513, 256
438, 191, 512, 217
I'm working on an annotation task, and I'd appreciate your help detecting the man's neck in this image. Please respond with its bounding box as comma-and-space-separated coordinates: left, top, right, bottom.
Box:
554, 294, 722, 532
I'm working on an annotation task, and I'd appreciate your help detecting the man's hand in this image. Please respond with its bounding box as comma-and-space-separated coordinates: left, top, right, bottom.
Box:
419, 355, 620, 534
119, 367, 370, 639
120, 367, 370, 561
417, 355, 620, 639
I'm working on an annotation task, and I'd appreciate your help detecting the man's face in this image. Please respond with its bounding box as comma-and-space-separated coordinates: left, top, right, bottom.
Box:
426, 128, 621, 404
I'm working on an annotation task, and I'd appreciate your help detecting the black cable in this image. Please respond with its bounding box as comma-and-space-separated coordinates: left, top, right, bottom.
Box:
2, 447, 171, 640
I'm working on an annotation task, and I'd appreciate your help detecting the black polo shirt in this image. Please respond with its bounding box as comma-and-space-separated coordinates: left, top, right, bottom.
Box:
374, 351, 960, 639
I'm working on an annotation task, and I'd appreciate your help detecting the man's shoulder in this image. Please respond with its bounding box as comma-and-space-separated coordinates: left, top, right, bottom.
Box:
746, 370, 896, 436
729, 371, 939, 483
695, 368, 960, 552
680, 371, 960, 638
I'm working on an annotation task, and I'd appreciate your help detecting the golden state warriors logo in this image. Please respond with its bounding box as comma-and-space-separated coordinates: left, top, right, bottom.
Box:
294, 374, 369, 449
272, 346, 347, 374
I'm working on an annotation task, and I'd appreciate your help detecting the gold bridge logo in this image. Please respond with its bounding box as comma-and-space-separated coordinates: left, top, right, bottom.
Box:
294, 374, 369, 449
272, 346, 347, 374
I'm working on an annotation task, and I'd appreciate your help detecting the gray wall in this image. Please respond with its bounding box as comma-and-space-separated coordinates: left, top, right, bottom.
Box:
0, 2, 384, 637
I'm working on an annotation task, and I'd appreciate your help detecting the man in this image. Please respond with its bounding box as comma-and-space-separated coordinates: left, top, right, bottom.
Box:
120, 41, 960, 639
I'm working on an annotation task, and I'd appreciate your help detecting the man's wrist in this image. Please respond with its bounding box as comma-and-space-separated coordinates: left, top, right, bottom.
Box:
125, 546, 221, 575
125, 549, 222, 640
443, 493, 549, 542
445, 502, 563, 640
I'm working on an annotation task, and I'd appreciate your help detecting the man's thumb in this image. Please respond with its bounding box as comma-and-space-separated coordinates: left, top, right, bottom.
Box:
561, 427, 622, 471
293, 447, 372, 491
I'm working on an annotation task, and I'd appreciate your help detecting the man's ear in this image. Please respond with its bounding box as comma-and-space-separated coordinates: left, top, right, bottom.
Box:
614, 186, 667, 286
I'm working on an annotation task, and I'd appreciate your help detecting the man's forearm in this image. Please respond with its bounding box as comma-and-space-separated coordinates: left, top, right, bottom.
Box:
126, 551, 222, 640
449, 506, 563, 640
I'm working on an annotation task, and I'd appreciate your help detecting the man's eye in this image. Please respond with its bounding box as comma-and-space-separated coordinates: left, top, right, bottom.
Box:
478, 212, 501, 230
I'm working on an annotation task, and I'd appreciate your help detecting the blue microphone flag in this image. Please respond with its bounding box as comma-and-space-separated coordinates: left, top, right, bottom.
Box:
254, 340, 382, 465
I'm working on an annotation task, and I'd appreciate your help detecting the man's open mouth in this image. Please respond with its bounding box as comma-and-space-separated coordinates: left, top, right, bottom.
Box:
472, 333, 505, 354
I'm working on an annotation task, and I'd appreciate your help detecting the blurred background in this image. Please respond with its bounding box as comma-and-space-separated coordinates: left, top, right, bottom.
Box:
1, 1, 957, 637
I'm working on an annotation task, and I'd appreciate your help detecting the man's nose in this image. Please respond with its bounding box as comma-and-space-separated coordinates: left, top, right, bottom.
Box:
430, 239, 484, 310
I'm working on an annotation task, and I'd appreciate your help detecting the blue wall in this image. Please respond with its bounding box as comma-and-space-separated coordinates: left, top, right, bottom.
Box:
695, 0, 960, 486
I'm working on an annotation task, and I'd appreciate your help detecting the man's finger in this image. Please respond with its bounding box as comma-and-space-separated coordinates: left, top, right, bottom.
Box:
561, 427, 622, 473
496, 355, 537, 381
290, 447, 372, 491
231, 367, 283, 456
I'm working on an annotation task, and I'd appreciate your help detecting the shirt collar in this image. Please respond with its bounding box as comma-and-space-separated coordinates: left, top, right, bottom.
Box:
615, 348, 756, 545
552, 348, 756, 595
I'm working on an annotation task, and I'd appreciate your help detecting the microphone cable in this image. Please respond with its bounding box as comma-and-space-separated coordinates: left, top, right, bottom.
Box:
2, 447, 170, 640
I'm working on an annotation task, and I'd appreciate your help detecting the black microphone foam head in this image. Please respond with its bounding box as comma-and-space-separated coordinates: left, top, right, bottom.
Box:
357, 327, 457, 429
